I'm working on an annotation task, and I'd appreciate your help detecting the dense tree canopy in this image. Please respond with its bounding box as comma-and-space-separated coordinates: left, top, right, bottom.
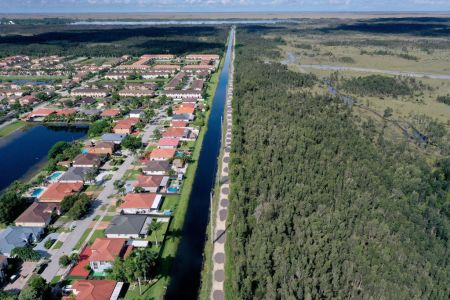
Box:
226, 29, 449, 300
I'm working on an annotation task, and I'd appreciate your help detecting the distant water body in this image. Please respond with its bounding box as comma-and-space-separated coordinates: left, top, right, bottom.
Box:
71, 19, 296, 25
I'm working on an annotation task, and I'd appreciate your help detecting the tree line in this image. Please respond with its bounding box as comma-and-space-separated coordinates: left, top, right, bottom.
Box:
225, 27, 449, 299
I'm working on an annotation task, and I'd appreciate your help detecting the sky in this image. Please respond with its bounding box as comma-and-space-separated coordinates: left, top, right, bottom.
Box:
0, 0, 449, 13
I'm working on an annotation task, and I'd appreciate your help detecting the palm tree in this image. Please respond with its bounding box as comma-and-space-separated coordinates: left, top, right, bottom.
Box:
148, 219, 162, 246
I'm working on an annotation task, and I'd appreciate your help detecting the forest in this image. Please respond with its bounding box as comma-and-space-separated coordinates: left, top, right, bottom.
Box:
337, 74, 429, 98
226, 27, 450, 299
0, 25, 227, 57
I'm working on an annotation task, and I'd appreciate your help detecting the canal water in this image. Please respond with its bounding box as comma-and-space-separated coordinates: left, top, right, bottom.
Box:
166, 28, 234, 300
0, 124, 87, 191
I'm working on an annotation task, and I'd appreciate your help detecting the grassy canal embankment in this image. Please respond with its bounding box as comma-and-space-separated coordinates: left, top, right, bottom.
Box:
124, 54, 226, 300
0, 120, 27, 138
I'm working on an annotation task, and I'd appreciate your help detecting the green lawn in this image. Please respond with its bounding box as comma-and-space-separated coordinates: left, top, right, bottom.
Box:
87, 229, 105, 244
73, 228, 93, 251
0, 121, 26, 138
85, 185, 104, 192
123, 169, 141, 181
52, 240, 63, 250
102, 215, 114, 222
124, 50, 225, 300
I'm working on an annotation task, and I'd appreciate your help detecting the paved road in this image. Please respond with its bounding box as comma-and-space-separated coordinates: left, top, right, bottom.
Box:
301, 64, 450, 80
41, 154, 135, 282
141, 108, 166, 144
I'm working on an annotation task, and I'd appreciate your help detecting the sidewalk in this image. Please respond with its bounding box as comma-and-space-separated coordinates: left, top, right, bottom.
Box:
211, 27, 235, 300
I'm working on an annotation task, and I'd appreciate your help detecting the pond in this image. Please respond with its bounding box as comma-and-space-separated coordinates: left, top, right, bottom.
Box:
0, 124, 87, 191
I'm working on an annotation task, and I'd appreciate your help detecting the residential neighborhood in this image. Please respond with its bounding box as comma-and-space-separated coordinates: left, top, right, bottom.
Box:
0, 50, 221, 299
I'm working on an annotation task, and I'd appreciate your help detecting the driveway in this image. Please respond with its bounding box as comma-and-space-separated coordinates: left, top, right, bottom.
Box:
3, 261, 37, 293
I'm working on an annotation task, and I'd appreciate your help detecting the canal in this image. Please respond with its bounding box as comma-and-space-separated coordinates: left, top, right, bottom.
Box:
166, 28, 234, 299
0, 124, 87, 191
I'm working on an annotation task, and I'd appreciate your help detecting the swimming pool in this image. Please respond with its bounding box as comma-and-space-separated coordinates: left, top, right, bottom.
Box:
168, 187, 179, 193
48, 171, 63, 181
175, 151, 184, 157
31, 188, 45, 198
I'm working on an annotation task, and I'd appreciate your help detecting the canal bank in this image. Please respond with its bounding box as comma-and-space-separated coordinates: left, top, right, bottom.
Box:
0, 123, 87, 191
165, 27, 235, 300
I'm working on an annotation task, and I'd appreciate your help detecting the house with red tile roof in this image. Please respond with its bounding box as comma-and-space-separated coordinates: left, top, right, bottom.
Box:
26, 108, 56, 120
157, 137, 180, 149
39, 182, 83, 203
68, 246, 92, 279
149, 148, 176, 161
56, 108, 77, 116
100, 109, 121, 118
120, 193, 162, 214
113, 118, 139, 134
89, 238, 131, 275
162, 127, 189, 139
70, 279, 123, 300
134, 175, 169, 193
171, 120, 188, 128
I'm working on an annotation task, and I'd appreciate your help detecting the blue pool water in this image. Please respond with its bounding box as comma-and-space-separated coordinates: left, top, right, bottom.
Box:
48, 171, 63, 181
168, 187, 179, 193
31, 188, 44, 198
175, 151, 184, 157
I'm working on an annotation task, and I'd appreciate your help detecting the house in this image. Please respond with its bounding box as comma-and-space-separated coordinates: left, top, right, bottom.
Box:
72, 88, 108, 98
149, 148, 176, 161
70, 280, 124, 300
174, 105, 195, 116
89, 141, 116, 156
73, 153, 103, 168
58, 167, 96, 183
89, 238, 131, 274
157, 137, 180, 149
0, 256, 8, 281
26, 108, 56, 120
171, 120, 188, 128
152, 64, 180, 72
78, 109, 102, 117
143, 160, 171, 175
14, 202, 60, 228
100, 109, 121, 118
129, 109, 144, 119
165, 72, 185, 90
182, 65, 215, 73
77, 97, 96, 106
134, 175, 169, 193
113, 118, 139, 135
113, 122, 133, 135
120, 193, 162, 214
105, 215, 152, 238
172, 113, 194, 122
118, 89, 154, 98
101, 133, 126, 144
190, 79, 205, 91
162, 90, 202, 100
19, 95, 38, 106
0, 226, 43, 257
57, 108, 77, 116
185, 54, 220, 61
162, 127, 190, 139
141, 71, 171, 79
141, 54, 175, 61
39, 182, 84, 203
